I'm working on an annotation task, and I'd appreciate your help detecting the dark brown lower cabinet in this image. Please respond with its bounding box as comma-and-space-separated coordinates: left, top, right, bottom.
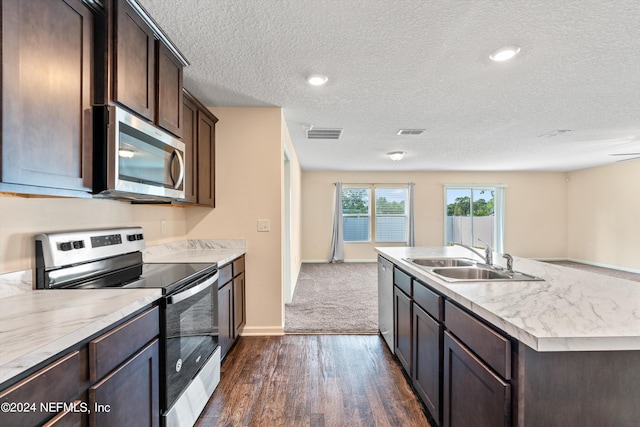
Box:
89, 339, 160, 427
443, 332, 511, 427
233, 272, 246, 335
413, 303, 443, 426
218, 281, 233, 358
394, 286, 412, 374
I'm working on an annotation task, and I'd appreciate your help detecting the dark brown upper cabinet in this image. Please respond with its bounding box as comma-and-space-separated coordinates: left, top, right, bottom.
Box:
179, 90, 217, 207
0, 0, 94, 197
99, 0, 187, 137
112, 0, 156, 121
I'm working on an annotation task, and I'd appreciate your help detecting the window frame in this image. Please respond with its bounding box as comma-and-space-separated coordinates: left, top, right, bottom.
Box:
443, 184, 505, 253
342, 184, 410, 244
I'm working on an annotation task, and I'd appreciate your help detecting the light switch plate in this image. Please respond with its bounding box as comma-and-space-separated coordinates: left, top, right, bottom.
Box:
257, 219, 270, 232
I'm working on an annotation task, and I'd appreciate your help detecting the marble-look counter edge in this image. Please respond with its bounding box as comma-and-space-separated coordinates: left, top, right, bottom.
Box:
0, 288, 162, 387
376, 246, 640, 353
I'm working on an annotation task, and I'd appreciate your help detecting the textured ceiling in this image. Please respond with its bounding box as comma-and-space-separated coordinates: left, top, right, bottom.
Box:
138, 0, 640, 171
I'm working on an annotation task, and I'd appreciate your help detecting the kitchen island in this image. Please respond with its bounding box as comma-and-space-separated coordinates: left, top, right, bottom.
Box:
377, 246, 640, 427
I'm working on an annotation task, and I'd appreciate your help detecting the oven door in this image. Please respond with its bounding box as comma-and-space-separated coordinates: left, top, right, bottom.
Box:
163, 271, 218, 410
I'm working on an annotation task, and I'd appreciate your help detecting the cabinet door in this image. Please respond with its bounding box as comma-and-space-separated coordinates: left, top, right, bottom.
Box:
218, 282, 233, 359
181, 94, 198, 203
113, 0, 155, 120
1, 0, 93, 194
156, 41, 183, 136
233, 272, 246, 335
394, 286, 412, 374
197, 111, 216, 207
413, 303, 443, 426
443, 332, 511, 427
89, 339, 160, 427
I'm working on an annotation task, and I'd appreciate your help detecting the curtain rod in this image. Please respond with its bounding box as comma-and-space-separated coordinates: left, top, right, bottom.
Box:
333, 182, 415, 186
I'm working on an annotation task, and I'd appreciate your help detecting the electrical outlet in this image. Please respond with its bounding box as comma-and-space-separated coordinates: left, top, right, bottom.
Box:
257, 219, 270, 232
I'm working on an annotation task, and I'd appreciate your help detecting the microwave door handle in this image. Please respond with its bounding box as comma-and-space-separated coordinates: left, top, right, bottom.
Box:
169, 149, 185, 189
167, 272, 218, 305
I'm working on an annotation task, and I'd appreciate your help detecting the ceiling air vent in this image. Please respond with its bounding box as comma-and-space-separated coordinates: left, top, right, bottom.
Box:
397, 129, 425, 135
306, 128, 343, 140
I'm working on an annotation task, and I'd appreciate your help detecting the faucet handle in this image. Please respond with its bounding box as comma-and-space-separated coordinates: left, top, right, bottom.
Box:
503, 253, 513, 272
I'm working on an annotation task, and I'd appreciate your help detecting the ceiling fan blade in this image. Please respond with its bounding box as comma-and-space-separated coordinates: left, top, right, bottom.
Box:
615, 156, 640, 163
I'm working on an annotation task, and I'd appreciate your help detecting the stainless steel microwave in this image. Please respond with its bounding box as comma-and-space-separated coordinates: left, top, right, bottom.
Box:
93, 105, 186, 201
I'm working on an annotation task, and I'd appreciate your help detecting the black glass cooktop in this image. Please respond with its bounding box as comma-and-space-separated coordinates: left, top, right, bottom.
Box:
74, 262, 217, 294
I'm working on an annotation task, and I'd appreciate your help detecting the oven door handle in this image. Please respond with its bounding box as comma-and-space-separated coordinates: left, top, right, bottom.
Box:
167, 272, 218, 305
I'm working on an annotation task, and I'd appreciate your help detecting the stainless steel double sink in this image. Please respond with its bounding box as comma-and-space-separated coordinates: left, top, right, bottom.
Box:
403, 257, 543, 282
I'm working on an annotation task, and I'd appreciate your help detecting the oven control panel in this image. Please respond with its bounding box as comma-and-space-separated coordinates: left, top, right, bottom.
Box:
35, 227, 146, 269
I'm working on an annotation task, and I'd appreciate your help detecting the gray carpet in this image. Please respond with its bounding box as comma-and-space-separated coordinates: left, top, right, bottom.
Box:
285, 263, 378, 334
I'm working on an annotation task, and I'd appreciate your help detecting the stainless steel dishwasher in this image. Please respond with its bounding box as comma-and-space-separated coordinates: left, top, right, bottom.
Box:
378, 255, 394, 352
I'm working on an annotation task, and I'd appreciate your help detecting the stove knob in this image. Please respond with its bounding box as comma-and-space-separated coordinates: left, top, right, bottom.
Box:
73, 240, 85, 249
137, 233, 144, 240
60, 242, 73, 251
127, 234, 136, 242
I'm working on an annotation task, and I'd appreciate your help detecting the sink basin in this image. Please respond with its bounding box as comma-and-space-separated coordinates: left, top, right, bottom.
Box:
431, 267, 543, 282
405, 257, 477, 267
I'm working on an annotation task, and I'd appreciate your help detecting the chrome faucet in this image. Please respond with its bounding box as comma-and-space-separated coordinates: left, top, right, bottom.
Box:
503, 253, 513, 273
450, 239, 493, 266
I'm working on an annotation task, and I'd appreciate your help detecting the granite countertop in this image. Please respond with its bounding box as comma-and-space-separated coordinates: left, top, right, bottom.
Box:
0, 239, 246, 388
376, 246, 640, 353
142, 239, 246, 266
0, 288, 161, 387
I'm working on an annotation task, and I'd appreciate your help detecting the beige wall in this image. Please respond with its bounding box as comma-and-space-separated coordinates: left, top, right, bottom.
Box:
187, 107, 301, 335
0, 196, 187, 274
567, 160, 640, 270
302, 171, 569, 262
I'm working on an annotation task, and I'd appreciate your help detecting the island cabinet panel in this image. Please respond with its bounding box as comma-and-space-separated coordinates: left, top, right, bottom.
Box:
394, 285, 412, 374
515, 343, 640, 427
0, 351, 81, 427
89, 339, 160, 427
112, 0, 155, 120
0, 0, 93, 196
443, 332, 511, 427
413, 303, 443, 426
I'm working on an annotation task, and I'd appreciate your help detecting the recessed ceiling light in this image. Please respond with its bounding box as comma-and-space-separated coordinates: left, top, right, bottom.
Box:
489, 45, 521, 62
307, 74, 328, 86
387, 151, 406, 161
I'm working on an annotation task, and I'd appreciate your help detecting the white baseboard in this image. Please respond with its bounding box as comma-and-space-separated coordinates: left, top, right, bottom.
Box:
238, 326, 284, 336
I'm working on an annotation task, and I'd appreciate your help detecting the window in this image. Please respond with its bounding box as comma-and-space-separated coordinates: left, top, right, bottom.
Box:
342, 188, 370, 242
444, 185, 505, 252
375, 188, 408, 242
342, 185, 409, 243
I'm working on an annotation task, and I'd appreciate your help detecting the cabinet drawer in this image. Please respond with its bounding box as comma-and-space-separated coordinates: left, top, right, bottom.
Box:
414, 280, 443, 321
444, 301, 511, 379
218, 263, 233, 287
394, 267, 412, 296
233, 256, 245, 276
89, 307, 159, 382
0, 351, 80, 427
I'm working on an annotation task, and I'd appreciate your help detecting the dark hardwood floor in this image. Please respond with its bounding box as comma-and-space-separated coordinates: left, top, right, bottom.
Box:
197, 335, 431, 427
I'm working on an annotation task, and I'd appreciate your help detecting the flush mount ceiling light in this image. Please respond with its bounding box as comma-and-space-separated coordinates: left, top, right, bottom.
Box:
387, 151, 406, 161
489, 45, 521, 62
118, 148, 135, 158
307, 74, 328, 86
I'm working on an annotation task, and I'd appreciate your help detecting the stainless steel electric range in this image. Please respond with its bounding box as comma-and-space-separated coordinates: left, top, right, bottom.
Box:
34, 227, 219, 427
